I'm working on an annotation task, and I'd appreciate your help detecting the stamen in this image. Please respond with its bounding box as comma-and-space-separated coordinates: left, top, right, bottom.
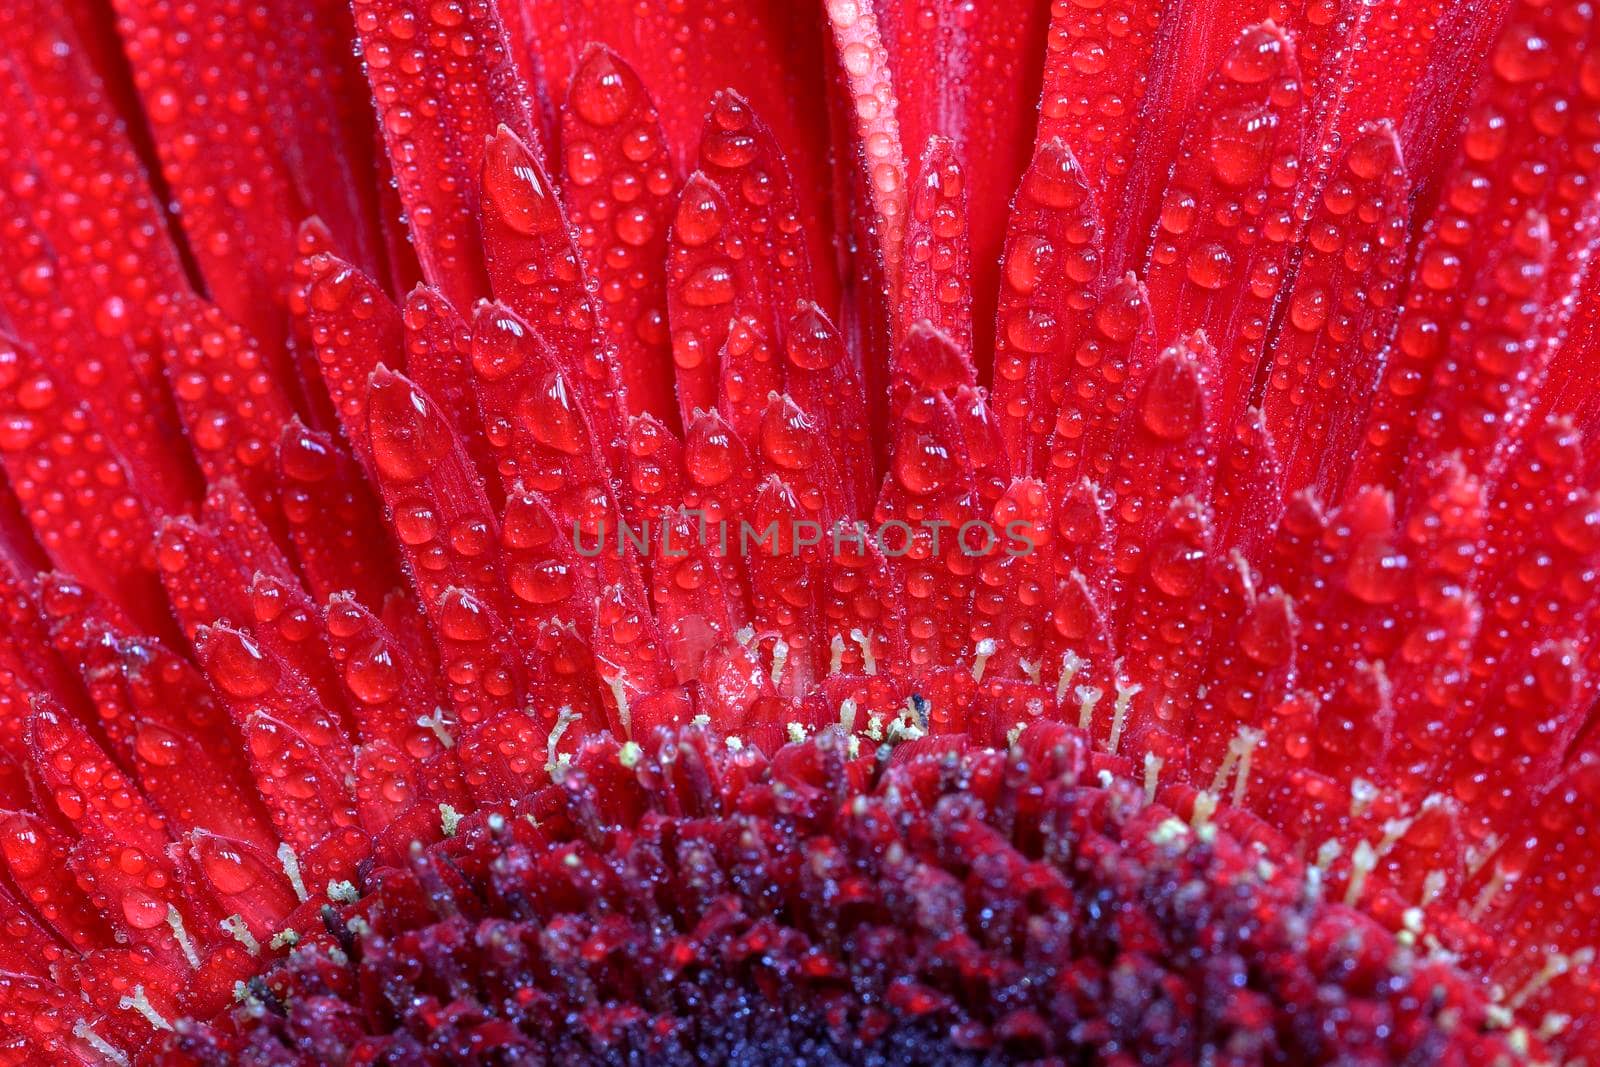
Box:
439, 802, 462, 837
907, 693, 929, 732
1143, 751, 1164, 803
1466, 833, 1503, 879
885, 703, 926, 744
849, 628, 877, 674
602, 672, 632, 738
327, 879, 360, 903
829, 633, 846, 674
970, 637, 996, 682
220, 914, 260, 955
416, 706, 456, 748
73, 1021, 129, 1066
1470, 865, 1510, 923
1349, 778, 1378, 818
1421, 870, 1446, 907
1506, 952, 1573, 1013
277, 843, 309, 902
1398, 907, 1424, 947
1107, 681, 1140, 754
1209, 745, 1240, 796
1055, 650, 1082, 706
1075, 684, 1102, 731
1344, 840, 1377, 906
769, 636, 790, 686
119, 985, 173, 1031
1375, 815, 1413, 858
1230, 728, 1262, 807
546, 705, 581, 773
838, 697, 858, 733
166, 904, 200, 968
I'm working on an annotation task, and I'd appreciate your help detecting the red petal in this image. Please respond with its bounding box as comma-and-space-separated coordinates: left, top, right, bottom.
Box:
295, 252, 404, 452
325, 592, 449, 759
404, 286, 499, 493
825, 0, 909, 295
876, 0, 1052, 374
480, 126, 624, 452
898, 139, 973, 354
365, 366, 527, 728
1358, 6, 1600, 487
560, 45, 679, 428
1260, 123, 1410, 501
277, 418, 403, 609
106, 0, 385, 346
0, 808, 112, 953
162, 296, 296, 522
351, 0, 539, 306
516, 0, 837, 304
1035, 0, 1161, 238
192, 623, 356, 851
1140, 23, 1304, 438
991, 139, 1102, 477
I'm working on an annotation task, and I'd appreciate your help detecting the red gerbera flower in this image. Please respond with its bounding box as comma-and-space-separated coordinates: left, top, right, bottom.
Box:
0, 0, 1597, 1062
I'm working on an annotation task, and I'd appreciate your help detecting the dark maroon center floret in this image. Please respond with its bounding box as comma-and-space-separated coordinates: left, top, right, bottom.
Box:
158, 725, 1524, 1065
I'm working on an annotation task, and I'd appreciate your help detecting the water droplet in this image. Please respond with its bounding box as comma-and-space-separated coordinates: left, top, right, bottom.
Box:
682, 264, 736, 308
784, 304, 842, 370
685, 413, 737, 487
570, 48, 632, 126
1148, 536, 1206, 597
484, 129, 562, 236
1024, 141, 1087, 209
1492, 24, 1555, 84
759, 395, 814, 470
345, 643, 401, 704
518, 372, 586, 455
439, 589, 492, 642
893, 433, 953, 495
510, 558, 574, 604
674, 176, 724, 247
120, 888, 166, 930
133, 724, 180, 767
204, 629, 278, 700
1139, 352, 1205, 441
1222, 25, 1286, 85
196, 839, 258, 896
1185, 243, 1233, 290
368, 371, 451, 481
1208, 103, 1276, 187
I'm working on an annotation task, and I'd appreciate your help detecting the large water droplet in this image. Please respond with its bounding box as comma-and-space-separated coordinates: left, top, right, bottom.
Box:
518, 372, 586, 455
1222, 25, 1286, 85
368, 372, 451, 481
1139, 353, 1205, 441
570, 48, 632, 127
345, 643, 401, 705
204, 628, 278, 700
483, 129, 562, 236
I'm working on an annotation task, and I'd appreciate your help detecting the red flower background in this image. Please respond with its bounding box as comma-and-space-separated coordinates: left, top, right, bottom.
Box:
0, 0, 1598, 1062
